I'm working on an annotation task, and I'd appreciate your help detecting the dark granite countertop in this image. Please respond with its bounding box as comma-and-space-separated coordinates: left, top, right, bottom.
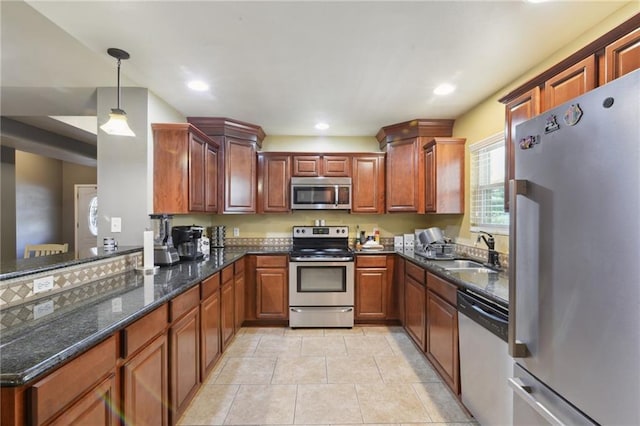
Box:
356, 247, 509, 308
0, 248, 250, 386
1, 244, 503, 387
0, 246, 143, 281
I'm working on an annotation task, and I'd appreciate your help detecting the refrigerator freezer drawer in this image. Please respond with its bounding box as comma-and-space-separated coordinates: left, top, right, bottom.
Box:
510, 364, 596, 425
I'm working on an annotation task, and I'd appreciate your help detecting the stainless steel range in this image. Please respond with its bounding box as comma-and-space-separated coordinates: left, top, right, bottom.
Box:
289, 225, 354, 328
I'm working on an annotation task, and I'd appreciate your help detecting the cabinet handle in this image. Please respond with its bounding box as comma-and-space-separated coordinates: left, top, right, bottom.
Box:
509, 179, 529, 358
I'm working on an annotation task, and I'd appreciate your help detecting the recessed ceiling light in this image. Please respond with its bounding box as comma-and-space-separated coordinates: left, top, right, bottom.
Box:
315, 122, 329, 130
187, 80, 209, 91
434, 83, 456, 96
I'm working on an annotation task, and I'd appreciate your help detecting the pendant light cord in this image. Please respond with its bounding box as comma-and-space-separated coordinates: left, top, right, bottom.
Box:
116, 58, 122, 111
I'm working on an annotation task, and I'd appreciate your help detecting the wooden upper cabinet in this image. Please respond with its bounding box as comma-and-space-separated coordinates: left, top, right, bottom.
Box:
385, 139, 424, 213
188, 133, 206, 212
424, 138, 465, 214
205, 143, 219, 212
377, 119, 454, 214
152, 123, 219, 214
186, 117, 265, 214
605, 27, 640, 83
258, 153, 291, 213
504, 87, 541, 211
293, 155, 321, 176
224, 138, 257, 213
351, 154, 385, 214
322, 155, 351, 176
292, 155, 350, 177
544, 55, 596, 111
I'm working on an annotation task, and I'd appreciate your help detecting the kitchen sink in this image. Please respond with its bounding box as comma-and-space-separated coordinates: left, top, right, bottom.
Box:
433, 259, 499, 274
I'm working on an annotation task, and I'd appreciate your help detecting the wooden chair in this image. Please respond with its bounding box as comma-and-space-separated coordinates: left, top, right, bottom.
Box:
23, 243, 69, 259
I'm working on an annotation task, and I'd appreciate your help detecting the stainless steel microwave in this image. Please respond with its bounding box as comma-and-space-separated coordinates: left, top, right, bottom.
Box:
291, 177, 352, 210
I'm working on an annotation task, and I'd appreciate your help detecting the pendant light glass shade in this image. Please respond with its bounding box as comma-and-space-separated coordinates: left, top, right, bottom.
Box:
100, 48, 135, 137
100, 108, 135, 136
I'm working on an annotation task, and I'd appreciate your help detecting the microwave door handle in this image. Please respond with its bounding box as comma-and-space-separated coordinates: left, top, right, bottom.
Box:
334, 185, 339, 206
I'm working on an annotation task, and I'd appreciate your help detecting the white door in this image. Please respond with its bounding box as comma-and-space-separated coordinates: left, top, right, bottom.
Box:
75, 184, 98, 257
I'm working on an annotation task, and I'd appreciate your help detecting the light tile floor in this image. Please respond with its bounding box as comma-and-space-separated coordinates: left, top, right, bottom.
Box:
178, 326, 477, 426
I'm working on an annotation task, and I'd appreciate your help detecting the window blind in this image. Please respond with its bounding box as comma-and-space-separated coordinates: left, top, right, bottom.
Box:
470, 134, 509, 231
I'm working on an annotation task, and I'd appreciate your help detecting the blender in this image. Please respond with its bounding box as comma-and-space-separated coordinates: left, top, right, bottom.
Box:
150, 214, 180, 266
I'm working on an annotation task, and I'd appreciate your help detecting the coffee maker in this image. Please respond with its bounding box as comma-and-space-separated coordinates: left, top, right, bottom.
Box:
150, 214, 180, 266
172, 225, 204, 261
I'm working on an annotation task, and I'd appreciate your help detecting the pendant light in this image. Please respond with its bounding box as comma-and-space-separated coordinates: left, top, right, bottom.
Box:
100, 48, 135, 137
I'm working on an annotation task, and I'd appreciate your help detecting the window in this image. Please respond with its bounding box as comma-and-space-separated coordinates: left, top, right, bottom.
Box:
470, 133, 509, 234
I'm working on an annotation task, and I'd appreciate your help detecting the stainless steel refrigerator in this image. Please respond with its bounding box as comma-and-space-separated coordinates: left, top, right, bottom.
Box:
509, 68, 639, 425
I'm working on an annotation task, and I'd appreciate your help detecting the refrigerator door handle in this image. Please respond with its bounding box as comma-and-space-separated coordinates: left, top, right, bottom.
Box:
509, 179, 530, 358
508, 377, 566, 426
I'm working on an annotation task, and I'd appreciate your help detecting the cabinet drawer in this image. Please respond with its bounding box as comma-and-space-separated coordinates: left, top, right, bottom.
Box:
427, 272, 457, 305
256, 255, 288, 268
170, 286, 200, 322
356, 255, 387, 268
405, 261, 425, 284
221, 265, 234, 284
201, 272, 220, 299
123, 304, 168, 358
30, 335, 117, 425
234, 258, 245, 274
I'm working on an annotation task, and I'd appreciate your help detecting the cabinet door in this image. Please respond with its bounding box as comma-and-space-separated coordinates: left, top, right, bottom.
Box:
200, 289, 221, 378
189, 132, 206, 212
205, 143, 219, 212
49, 374, 118, 426
426, 290, 459, 394
293, 155, 321, 176
504, 87, 540, 211
258, 154, 291, 213
221, 279, 235, 351
605, 28, 640, 83
404, 275, 425, 350
355, 268, 387, 320
234, 270, 245, 331
170, 306, 200, 421
393, 257, 405, 323
322, 155, 351, 176
352, 155, 385, 213
153, 126, 189, 214
224, 138, 256, 213
544, 55, 596, 111
122, 334, 169, 426
424, 146, 436, 212
386, 138, 423, 213
256, 268, 288, 319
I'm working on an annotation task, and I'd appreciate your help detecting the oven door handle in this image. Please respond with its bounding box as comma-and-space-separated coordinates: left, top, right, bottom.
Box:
290, 307, 353, 313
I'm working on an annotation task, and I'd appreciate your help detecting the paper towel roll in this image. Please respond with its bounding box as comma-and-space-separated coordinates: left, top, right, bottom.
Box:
144, 230, 154, 269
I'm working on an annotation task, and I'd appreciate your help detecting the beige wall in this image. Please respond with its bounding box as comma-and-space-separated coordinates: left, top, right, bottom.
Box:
452, 3, 639, 254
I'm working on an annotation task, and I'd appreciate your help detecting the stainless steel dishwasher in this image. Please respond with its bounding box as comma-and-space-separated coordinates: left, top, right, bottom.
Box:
457, 289, 512, 425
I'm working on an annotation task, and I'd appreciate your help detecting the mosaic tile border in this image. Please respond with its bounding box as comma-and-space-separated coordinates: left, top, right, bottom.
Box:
0, 274, 130, 332
224, 237, 292, 247
0, 252, 142, 308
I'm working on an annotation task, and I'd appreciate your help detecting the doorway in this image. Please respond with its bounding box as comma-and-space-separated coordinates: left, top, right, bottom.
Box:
75, 184, 98, 257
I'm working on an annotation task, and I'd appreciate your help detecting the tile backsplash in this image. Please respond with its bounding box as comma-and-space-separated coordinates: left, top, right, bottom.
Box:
0, 251, 142, 308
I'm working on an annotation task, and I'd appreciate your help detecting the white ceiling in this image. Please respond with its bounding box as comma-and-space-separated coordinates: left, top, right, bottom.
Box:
1, 0, 635, 138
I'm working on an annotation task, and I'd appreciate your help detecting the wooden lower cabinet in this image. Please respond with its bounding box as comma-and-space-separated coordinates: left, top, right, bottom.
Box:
49, 374, 118, 426
234, 260, 246, 331
426, 290, 459, 394
29, 336, 117, 426
200, 273, 221, 378
255, 255, 289, 320
220, 265, 235, 351
122, 334, 169, 426
355, 255, 393, 321
169, 286, 201, 424
404, 274, 426, 350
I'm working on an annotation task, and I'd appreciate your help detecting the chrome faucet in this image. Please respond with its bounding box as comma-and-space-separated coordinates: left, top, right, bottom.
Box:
476, 231, 501, 269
